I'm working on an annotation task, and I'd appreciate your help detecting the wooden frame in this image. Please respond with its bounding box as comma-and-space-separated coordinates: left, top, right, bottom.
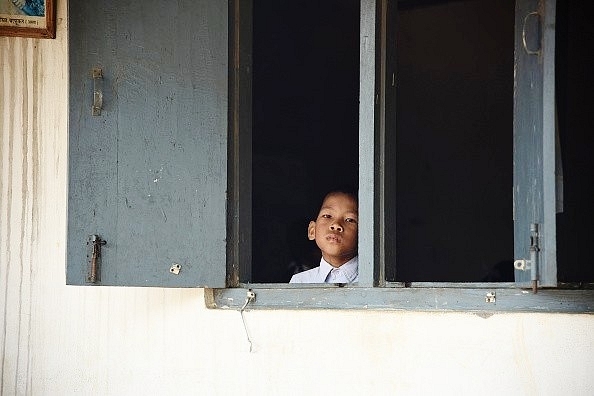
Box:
206, 286, 594, 313
0, 0, 55, 38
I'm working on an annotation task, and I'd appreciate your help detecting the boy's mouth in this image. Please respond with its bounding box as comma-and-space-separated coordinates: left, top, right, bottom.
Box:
326, 234, 342, 243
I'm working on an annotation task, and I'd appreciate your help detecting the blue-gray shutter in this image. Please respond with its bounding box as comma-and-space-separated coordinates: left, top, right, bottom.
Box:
513, 0, 557, 287
67, 1, 228, 287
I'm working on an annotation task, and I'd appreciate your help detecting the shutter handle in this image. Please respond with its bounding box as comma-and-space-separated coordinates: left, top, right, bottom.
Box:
522, 11, 541, 55
92, 67, 103, 116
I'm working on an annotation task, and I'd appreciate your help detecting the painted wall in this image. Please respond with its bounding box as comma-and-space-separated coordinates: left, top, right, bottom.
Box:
1, 2, 593, 395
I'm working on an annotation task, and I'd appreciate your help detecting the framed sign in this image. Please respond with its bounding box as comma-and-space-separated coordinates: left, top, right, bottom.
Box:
0, 0, 55, 38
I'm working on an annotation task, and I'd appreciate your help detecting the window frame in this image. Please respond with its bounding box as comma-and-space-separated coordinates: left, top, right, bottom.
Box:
213, 0, 594, 313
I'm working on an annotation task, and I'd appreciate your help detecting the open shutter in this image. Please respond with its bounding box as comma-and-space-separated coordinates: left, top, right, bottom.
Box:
513, 0, 557, 288
67, 1, 228, 287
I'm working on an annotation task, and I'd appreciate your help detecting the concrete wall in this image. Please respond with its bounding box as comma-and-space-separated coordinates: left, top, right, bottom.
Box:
1, 2, 593, 395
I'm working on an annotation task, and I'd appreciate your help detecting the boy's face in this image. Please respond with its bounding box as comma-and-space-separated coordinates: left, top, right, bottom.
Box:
308, 192, 358, 267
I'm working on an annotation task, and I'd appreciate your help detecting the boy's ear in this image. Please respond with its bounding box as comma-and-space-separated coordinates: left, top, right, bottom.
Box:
307, 221, 316, 240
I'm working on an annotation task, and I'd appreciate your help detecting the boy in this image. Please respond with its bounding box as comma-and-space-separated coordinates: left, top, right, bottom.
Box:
290, 190, 358, 283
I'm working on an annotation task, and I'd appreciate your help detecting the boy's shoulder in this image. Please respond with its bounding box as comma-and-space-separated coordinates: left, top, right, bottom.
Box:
289, 266, 322, 283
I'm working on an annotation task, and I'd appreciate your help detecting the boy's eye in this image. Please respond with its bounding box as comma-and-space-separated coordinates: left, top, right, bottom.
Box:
321, 214, 331, 219
345, 217, 358, 223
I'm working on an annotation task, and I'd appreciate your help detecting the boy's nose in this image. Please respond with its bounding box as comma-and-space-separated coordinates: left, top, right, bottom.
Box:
330, 222, 343, 232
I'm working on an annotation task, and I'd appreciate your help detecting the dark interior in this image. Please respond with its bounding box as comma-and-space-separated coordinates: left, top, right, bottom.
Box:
252, 0, 360, 282
251, 0, 593, 284
390, 0, 515, 282
555, 0, 594, 283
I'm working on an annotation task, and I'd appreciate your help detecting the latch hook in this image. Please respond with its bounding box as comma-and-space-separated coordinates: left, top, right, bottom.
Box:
514, 223, 540, 293
88, 234, 106, 283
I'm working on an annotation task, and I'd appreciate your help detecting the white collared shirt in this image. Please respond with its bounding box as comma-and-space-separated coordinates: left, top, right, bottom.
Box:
289, 256, 358, 284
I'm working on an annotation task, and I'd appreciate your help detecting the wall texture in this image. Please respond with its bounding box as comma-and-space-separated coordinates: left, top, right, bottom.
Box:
1, 1, 593, 395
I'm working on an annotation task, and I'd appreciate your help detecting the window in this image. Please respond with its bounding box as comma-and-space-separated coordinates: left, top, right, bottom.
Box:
67, 0, 593, 312
216, 0, 593, 311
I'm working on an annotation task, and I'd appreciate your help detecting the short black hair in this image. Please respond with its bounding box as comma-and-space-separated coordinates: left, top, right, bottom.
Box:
322, 184, 358, 201
311, 185, 358, 219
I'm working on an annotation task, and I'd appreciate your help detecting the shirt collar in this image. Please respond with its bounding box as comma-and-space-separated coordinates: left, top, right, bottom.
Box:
317, 256, 359, 283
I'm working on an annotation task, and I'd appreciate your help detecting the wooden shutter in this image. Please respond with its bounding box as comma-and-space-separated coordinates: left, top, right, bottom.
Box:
67, 1, 228, 287
513, 0, 557, 288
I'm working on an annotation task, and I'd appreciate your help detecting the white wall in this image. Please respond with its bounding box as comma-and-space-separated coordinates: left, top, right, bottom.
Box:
1, 2, 593, 395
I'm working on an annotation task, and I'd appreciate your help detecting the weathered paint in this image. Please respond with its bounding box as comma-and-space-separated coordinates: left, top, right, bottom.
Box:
513, 0, 557, 287
67, 0, 228, 287
1, 1, 594, 395
208, 286, 594, 312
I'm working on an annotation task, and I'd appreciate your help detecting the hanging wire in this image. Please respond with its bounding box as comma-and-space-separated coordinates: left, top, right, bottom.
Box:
239, 290, 255, 352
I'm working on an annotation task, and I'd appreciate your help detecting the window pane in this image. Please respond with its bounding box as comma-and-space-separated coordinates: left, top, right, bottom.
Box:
387, 0, 515, 282
251, 0, 360, 283
555, 0, 594, 283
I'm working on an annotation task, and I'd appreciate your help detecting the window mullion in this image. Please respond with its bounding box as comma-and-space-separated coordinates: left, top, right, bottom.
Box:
358, 0, 377, 287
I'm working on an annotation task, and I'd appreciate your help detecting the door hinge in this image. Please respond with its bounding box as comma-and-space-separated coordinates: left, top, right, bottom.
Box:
513, 223, 540, 293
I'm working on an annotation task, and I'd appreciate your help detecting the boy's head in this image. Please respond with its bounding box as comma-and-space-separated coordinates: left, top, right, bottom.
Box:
308, 190, 358, 267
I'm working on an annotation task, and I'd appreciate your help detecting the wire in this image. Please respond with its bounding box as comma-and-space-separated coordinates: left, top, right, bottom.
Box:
239, 290, 255, 352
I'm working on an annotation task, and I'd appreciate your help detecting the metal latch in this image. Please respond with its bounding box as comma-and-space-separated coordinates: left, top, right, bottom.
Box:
513, 223, 539, 293
92, 67, 103, 116
87, 234, 106, 283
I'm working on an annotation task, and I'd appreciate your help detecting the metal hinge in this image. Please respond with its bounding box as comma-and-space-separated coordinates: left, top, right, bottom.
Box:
513, 223, 540, 293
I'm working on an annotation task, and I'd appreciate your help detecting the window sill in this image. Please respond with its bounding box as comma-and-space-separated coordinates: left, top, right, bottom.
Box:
205, 285, 594, 313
